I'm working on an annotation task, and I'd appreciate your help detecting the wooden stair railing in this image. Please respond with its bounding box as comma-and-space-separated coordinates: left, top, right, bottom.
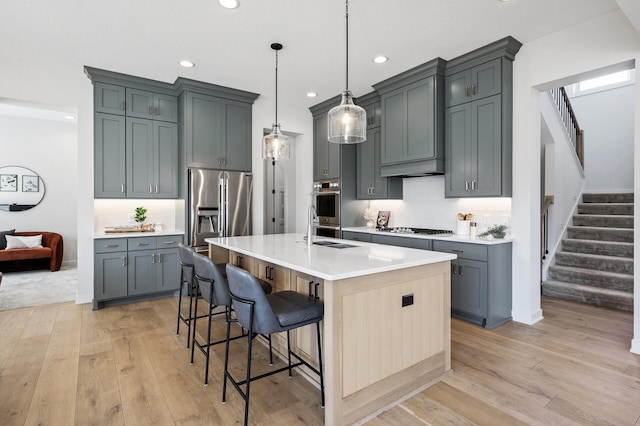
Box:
550, 87, 584, 169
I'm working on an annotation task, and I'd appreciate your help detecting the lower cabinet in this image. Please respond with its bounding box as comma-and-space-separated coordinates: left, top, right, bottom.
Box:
432, 240, 512, 329
371, 234, 432, 250
228, 250, 255, 275
93, 235, 182, 309
341, 231, 372, 242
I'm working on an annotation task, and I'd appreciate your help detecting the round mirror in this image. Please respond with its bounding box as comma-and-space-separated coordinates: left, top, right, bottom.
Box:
0, 165, 46, 212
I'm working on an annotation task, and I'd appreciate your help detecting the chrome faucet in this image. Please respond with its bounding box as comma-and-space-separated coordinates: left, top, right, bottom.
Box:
307, 204, 316, 246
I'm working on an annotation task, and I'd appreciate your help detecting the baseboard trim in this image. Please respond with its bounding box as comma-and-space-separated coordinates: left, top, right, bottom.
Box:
512, 308, 544, 325
631, 338, 640, 355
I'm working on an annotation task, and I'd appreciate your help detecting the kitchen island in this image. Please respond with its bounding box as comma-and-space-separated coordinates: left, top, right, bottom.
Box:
206, 233, 456, 425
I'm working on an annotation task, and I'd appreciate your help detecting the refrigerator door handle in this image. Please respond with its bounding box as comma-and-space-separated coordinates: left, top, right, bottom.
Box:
218, 176, 224, 236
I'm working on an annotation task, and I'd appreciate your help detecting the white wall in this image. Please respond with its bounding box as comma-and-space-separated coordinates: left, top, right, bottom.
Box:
568, 84, 635, 193
0, 115, 78, 263
510, 9, 640, 353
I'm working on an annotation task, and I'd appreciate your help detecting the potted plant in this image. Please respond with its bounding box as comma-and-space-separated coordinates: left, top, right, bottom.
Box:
134, 206, 147, 228
478, 224, 508, 239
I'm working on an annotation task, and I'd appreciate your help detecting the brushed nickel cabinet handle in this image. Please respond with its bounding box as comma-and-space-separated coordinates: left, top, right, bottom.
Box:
155, 185, 158, 193
465, 85, 469, 97
157, 254, 162, 263
120, 101, 126, 111
148, 185, 153, 193
105, 244, 119, 248
137, 242, 150, 246
452, 249, 464, 253
471, 180, 476, 191
471, 84, 476, 95
465, 181, 469, 191
155, 106, 159, 116
121, 184, 125, 193
122, 256, 127, 267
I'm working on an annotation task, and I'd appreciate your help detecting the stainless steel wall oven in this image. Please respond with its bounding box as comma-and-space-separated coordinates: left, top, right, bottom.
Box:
313, 179, 340, 236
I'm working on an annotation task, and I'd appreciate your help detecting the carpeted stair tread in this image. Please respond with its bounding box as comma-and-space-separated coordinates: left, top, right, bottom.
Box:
541, 280, 633, 311
555, 252, 633, 274
582, 193, 634, 203
561, 239, 633, 258
578, 203, 634, 215
548, 265, 633, 291
567, 226, 633, 243
572, 214, 633, 228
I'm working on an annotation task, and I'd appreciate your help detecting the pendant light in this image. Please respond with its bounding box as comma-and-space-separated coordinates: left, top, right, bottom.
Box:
327, 0, 366, 144
262, 43, 290, 160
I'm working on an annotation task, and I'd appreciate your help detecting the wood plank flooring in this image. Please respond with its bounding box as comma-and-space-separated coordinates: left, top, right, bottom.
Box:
1, 296, 639, 425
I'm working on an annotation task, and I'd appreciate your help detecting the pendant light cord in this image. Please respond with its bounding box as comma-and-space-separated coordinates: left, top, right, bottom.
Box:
275, 48, 279, 125
345, 0, 349, 92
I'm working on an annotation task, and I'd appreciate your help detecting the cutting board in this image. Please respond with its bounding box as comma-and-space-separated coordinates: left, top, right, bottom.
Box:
104, 227, 155, 233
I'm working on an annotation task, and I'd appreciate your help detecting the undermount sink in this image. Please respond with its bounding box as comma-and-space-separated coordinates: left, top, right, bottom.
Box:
312, 241, 357, 249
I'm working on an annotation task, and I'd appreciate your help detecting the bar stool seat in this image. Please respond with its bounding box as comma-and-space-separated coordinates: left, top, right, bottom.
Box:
223, 264, 324, 426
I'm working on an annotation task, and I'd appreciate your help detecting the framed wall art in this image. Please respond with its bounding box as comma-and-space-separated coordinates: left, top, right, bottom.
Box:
0, 174, 17, 192
22, 175, 39, 192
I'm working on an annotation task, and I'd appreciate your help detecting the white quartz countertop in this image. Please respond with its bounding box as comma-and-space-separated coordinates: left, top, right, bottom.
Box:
94, 230, 185, 239
342, 227, 513, 245
206, 233, 456, 281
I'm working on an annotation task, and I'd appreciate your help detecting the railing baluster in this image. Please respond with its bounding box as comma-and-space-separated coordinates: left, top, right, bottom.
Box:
549, 87, 584, 169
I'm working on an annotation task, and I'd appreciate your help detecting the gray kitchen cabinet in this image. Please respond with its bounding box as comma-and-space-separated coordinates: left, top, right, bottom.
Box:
444, 36, 522, 198
341, 231, 371, 242
93, 235, 183, 309
126, 118, 179, 198
126, 88, 178, 123
445, 58, 502, 107
373, 58, 446, 177
432, 240, 512, 329
356, 93, 403, 200
94, 83, 126, 115
177, 80, 258, 172
311, 96, 341, 180
445, 95, 502, 197
95, 113, 126, 198
371, 234, 432, 251
94, 238, 128, 301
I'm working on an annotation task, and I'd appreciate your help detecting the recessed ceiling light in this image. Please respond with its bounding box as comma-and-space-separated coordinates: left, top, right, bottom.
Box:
64, 115, 75, 120
307, 92, 318, 98
219, 0, 239, 9
179, 60, 195, 68
373, 56, 388, 64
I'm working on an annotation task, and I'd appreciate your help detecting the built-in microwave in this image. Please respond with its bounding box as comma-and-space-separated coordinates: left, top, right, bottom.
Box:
313, 180, 340, 227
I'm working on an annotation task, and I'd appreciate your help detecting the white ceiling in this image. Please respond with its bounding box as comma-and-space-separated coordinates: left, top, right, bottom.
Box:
0, 0, 629, 112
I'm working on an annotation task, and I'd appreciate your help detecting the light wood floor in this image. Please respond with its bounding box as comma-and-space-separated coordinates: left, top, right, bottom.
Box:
1, 296, 639, 425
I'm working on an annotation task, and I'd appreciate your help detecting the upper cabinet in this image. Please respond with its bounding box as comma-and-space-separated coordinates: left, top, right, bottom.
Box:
355, 92, 402, 200
373, 58, 447, 177
176, 79, 258, 172
86, 67, 179, 199
443, 37, 522, 198
310, 95, 342, 181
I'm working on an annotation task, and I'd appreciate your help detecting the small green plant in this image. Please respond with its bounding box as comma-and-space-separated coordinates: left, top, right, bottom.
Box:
478, 224, 508, 238
134, 206, 147, 224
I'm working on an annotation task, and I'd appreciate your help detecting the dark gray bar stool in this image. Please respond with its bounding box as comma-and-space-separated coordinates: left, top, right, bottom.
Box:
223, 264, 325, 426
191, 252, 273, 386
176, 243, 201, 348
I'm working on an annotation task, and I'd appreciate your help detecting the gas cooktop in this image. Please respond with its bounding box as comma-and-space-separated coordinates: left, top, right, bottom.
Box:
378, 227, 453, 235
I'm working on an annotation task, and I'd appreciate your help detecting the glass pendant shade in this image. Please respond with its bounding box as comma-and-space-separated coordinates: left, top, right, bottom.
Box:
327, 91, 367, 144
262, 124, 290, 160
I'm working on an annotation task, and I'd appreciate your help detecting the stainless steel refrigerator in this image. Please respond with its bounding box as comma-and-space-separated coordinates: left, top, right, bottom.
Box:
188, 168, 253, 251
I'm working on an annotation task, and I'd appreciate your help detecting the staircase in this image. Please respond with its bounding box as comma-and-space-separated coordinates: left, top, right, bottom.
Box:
542, 193, 634, 311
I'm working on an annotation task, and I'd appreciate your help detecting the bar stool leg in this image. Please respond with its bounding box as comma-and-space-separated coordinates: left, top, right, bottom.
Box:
203, 281, 214, 386
243, 308, 255, 426
190, 297, 199, 364
176, 271, 184, 336
286, 330, 293, 377
186, 279, 195, 349
222, 306, 232, 404
317, 321, 325, 408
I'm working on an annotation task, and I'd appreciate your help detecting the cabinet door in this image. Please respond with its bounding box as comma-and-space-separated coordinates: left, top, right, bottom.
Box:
127, 250, 157, 295
341, 231, 371, 242
156, 248, 180, 292
95, 83, 126, 115
365, 102, 382, 130
381, 77, 435, 165
471, 58, 502, 101
126, 117, 154, 198
154, 121, 179, 198
222, 100, 252, 171
292, 271, 323, 370
126, 88, 154, 119
94, 252, 128, 300
185, 92, 222, 169
228, 251, 255, 275
356, 135, 375, 199
313, 113, 329, 180
371, 234, 432, 250
255, 259, 290, 293
471, 95, 502, 196
95, 113, 126, 198
445, 103, 472, 197
153, 93, 178, 123
455, 258, 488, 318
445, 69, 471, 108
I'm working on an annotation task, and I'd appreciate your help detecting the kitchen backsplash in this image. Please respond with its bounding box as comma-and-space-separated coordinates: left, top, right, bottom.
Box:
94, 199, 185, 232
369, 176, 511, 233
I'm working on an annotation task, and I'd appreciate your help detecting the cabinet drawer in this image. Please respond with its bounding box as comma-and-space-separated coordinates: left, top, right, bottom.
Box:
128, 237, 157, 251
371, 234, 432, 251
342, 231, 371, 242
155, 235, 183, 249
432, 241, 487, 261
95, 238, 127, 253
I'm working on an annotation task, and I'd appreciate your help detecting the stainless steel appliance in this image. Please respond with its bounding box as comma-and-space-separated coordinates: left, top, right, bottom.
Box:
312, 179, 340, 237
188, 168, 253, 251
378, 227, 453, 235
